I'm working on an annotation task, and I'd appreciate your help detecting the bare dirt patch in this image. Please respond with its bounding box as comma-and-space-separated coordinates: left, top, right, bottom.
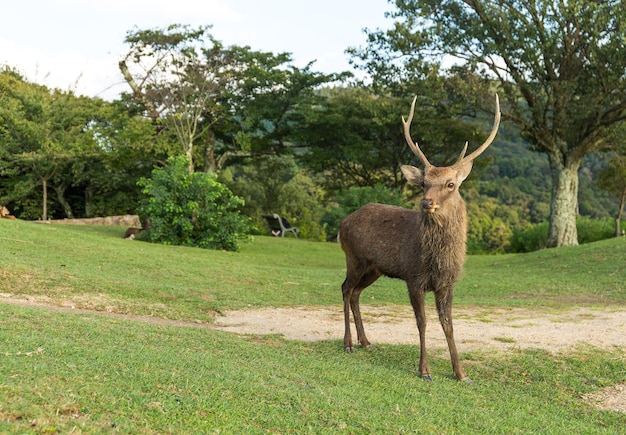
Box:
214, 305, 626, 352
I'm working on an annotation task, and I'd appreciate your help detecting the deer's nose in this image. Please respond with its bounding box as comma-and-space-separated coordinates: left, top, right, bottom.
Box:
421, 199, 434, 210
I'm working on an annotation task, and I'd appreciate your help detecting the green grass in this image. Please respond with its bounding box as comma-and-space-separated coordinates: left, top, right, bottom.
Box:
0, 219, 625, 433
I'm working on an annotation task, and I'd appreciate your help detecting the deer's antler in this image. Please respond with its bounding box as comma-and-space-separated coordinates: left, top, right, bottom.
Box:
403, 94, 501, 168
402, 96, 432, 168
458, 94, 501, 164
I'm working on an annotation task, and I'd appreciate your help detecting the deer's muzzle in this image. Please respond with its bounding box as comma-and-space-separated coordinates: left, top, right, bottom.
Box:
421, 199, 438, 213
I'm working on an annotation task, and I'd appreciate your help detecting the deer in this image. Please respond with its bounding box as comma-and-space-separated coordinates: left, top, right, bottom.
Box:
0, 205, 16, 220
338, 94, 500, 382
124, 218, 152, 240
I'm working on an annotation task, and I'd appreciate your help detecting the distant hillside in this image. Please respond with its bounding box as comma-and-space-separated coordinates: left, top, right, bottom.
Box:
471, 121, 618, 224
454, 120, 622, 253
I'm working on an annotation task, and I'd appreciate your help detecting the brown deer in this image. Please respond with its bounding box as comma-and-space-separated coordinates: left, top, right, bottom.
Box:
0, 206, 16, 220
338, 95, 500, 382
124, 218, 152, 240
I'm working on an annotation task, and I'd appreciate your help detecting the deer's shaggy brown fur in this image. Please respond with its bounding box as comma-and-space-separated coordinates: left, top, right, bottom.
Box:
338, 95, 500, 382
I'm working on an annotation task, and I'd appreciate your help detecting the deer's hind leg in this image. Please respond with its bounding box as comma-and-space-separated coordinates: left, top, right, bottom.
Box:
342, 265, 381, 352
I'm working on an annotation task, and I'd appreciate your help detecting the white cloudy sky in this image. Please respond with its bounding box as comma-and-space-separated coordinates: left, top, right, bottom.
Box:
0, 0, 394, 100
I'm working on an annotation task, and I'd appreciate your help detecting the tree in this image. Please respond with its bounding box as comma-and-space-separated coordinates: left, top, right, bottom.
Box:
71, 99, 169, 217
120, 25, 342, 174
597, 153, 626, 237
0, 69, 103, 219
119, 25, 223, 173
223, 54, 345, 165
220, 155, 327, 240
297, 87, 485, 192
1, 67, 163, 219
137, 155, 251, 251
353, 0, 626, 247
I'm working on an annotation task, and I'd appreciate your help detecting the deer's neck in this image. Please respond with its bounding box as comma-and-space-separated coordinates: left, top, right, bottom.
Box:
418, 201, 467, 269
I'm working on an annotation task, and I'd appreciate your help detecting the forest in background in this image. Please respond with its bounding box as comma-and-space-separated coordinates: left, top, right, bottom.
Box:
2, 7, 626, 253
0, 65, 622, 254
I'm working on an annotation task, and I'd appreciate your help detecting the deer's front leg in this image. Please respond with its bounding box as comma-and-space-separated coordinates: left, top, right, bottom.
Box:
435, 289, 470, 383
409, 287, 431, 380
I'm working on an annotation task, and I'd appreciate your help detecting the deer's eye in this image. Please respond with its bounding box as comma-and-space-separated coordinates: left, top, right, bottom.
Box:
447, 182, 455, 190
419, 181, 425, 188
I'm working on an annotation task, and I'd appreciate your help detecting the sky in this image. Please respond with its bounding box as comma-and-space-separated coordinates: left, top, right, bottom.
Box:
0, 0, 394, 100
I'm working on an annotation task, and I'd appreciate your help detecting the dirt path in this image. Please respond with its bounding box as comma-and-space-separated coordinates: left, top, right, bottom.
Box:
214, 305, 626, 352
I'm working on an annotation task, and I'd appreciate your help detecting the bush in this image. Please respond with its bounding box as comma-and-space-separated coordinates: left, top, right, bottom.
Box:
509, 221, 549, 253
137, 156, 251, 251
576, 216, 617, 244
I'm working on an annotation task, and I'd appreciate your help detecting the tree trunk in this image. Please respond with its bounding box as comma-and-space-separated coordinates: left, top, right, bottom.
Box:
615, 186, 626, 237
54, 183, 74, 219
42, 178, 48, 221
187, 145, 194, 174
546, 155, 580, 248
204, 129, 217, 174
84, 185, 93, 217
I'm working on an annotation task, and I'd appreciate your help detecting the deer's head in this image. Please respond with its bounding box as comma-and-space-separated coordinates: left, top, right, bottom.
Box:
401, 95, 501, 214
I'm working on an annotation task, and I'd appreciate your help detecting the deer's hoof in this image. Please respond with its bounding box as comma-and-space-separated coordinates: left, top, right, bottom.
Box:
364, 344, 376, 351
461, 377, 473, 384
344, 346, 355, 353
421, 374, 433, 382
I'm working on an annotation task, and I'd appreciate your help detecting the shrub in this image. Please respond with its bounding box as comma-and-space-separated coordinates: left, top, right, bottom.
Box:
509, 221, 549, 253
577, 216, 622, 244
137, 156, 251, 251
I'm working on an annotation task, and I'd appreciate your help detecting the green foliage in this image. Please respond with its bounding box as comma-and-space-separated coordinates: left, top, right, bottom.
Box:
137, 155, 251, 251
221, 155, 327, 240
509, 217, 626, 253
0, 70, 165, 219
577, 216, 626, 244
121, 25, 342, 173
466, 196, 513, 254
298, 87, 484, 192
509, 221, 550, 253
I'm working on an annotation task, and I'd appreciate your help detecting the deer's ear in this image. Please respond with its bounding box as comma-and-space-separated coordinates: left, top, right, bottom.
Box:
401, 165, 423, 186
455, 161, 473, 183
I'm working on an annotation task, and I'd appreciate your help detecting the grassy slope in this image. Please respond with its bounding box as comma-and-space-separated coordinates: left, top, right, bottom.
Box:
0, 219, 625, 433
1, 219, 624, 318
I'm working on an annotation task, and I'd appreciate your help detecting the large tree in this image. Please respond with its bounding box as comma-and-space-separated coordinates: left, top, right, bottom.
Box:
297, 86, 485, 192
0, 69, 103, 219
353, 0, 626, 247
0, 68, 160, 219
120, 24, 341, 174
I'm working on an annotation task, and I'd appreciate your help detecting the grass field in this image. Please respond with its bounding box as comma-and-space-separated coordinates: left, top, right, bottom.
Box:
1, 219, 625, 433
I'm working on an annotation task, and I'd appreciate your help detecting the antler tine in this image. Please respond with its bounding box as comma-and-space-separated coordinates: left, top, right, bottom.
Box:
460, 93, 501, 164
402, 96, 432, 167
455, 142, 469, 165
